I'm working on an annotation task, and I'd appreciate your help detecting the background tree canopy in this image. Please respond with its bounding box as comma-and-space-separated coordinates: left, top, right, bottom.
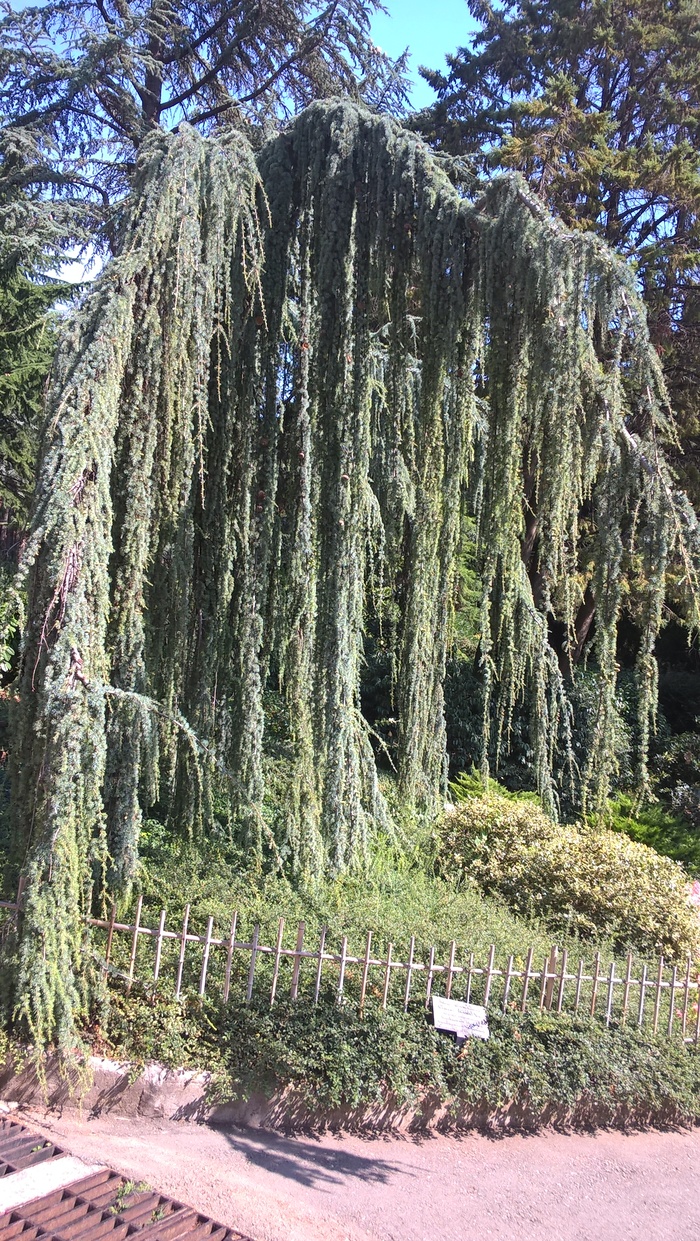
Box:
0, 0, 408, 252
415, 0, 700, 505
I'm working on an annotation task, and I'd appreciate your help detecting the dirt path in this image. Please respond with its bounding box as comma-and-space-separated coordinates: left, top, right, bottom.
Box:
15, 1109, 700, 1241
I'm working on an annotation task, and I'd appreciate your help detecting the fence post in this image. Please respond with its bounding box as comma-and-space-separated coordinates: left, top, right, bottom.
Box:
199, 915, 214, 999
483, 944, 496, 1008
621, 951, 633, 1025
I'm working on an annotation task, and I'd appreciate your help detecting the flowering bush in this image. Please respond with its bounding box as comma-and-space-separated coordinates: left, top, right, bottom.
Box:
439, 781, 700, 959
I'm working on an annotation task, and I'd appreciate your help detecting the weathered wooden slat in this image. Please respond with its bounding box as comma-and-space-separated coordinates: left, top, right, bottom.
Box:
175, 904, 190, 1000
556, 949, 568, 1014
338, 935, 348, 999
199, 915, 214, 998
637, 962, 648, 1028
127, 894, 143, 992
653, 956, 665, 1034
153, 909, 167, 983
359, 931, 372, 1012
314, 928, 327, 1003
667, 963, 678, 1037
290, 922, 305, 1000
270, 918, 285, 1005
520, 946, 535, 1013
403, 936, 416, 1012
246, 923, 260, 1002
483, 944, 496, 1008
382, 943, 393, 1009
502, 954, 514, 1013
621, 951, 633, 1025
425, 946, 436, 1008
445, 941, 457, 999
223, 911, 238, 1003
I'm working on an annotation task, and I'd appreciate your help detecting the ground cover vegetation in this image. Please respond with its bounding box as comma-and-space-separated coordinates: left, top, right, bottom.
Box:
85, 987, 700, 1128
0, 1, 700, 1111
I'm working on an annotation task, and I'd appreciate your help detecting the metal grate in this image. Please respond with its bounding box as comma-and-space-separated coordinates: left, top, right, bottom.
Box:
0, 1167, 251, 1241
0, 1122, 64, 1178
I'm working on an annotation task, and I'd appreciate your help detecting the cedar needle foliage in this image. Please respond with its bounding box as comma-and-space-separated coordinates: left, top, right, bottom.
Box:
8, 102, 700, 1045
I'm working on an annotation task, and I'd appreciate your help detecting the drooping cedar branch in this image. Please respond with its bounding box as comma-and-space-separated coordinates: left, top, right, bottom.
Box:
8, 102, 700, 1045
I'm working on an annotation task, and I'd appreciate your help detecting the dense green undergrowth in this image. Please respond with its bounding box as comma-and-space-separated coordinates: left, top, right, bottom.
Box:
133, 813, 614, 968
96, 985, 700, 1125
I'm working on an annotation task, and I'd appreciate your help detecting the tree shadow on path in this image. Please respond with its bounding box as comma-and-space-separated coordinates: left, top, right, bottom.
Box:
220, 1128, 417, 1192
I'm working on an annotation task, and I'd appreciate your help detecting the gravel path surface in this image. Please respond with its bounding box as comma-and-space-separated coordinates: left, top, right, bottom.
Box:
17, 1109, 700, 1241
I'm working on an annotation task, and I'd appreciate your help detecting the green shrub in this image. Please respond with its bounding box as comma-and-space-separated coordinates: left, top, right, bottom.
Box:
608, 793, 700, 877
97, 987, 700, 1126
440, 781, 700, 957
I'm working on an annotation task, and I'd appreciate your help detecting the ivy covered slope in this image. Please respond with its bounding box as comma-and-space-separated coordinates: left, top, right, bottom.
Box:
8, 101, 700, 1046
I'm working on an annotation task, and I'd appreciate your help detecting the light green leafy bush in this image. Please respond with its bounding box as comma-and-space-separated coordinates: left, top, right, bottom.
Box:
440, 779, 700, 958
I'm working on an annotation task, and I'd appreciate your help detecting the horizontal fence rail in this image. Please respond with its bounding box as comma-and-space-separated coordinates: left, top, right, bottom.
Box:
2, 889, 700, 1043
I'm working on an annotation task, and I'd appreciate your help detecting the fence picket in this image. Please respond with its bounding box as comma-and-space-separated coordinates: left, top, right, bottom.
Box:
681, 955, 692, 1036
502, 955, 514, 1013
590, 951, 601, 1017
291, 922, 305, 1001
223, 912, 238, 1003
314, 928, 327, 1003
521, 947, 534, 1012
556, 949, 568, 1014
483, 944, 496, 1008
445, 941, 457, 999
425, 946, 436, 1008
106, 902, 116, 967
574, 959, 585, 1013
465, 952, 474, 1003
667, 963, 678, 1037
653, 956, 665, 1034
637, 962, 648, 1027
621, 951, 633, 1025
198, 915, 214, 998
360, 930, 373, 1012
246, 924, 260, 1002
382, 944, 393, 1009
605, 960, 615, 1027
153, 909, 167, 983
338, 935, 348, 999
270, 918, 285, 1004
404, 936, 415, 1012
175, 904, 190, 1000
127, 894, 143, 992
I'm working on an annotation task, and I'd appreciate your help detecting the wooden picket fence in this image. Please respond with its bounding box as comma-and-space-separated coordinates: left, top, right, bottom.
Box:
3, 888, 700, 1042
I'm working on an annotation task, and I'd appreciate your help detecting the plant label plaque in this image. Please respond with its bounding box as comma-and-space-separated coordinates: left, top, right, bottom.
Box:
432, 995, 489, 1041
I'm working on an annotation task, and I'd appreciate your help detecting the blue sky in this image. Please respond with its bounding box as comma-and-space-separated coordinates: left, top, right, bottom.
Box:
370, 0, 477, 109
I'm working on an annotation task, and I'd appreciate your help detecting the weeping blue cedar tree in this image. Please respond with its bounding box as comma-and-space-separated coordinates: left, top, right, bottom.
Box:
7, 102, 700, 1046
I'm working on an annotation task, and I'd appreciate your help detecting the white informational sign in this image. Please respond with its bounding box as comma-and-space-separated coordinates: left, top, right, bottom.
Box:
432, 995, 489, 1041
